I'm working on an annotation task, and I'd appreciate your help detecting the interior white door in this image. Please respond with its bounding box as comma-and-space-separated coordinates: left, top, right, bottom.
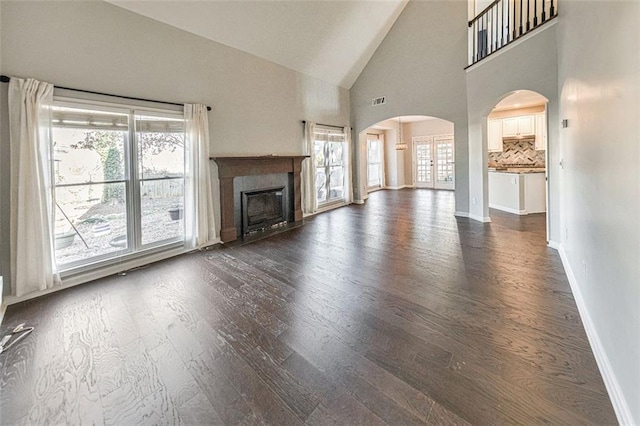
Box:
413, 138, 434, 188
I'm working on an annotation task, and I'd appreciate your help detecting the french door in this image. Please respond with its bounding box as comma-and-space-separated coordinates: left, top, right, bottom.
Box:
413, 135, 455, 190
52, 100, 186, 270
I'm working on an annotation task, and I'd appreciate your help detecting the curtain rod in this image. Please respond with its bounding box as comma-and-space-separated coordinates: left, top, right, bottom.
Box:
302, 120, 347, 130
0, 75, 212, 111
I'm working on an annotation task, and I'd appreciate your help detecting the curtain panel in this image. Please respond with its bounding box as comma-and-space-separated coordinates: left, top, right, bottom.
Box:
8, 77, 60, 297
184, 103, 217, 248
301, 121, 317, 215
344, 126, 354, 204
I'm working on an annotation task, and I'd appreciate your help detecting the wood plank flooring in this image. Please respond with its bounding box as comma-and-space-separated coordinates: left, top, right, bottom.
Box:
0, 189, 617, 425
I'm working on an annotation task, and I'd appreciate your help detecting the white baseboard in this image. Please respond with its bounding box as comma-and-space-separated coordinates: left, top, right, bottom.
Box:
454, 211, 470, 218
489, 203, 527, 215
557, 245, 635, 425
469, 213, 491, 223
353, 199, 365, 205
3, 239, 225, 306
385, 185, 412, 190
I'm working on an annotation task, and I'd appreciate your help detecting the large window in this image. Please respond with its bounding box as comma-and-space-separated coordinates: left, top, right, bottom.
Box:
367, 134, 383, 189
314, 127, 346, 206
52, 101, 185, 270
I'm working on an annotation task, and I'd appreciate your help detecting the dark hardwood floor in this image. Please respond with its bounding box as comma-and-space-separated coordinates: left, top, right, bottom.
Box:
0, 189, 617, 425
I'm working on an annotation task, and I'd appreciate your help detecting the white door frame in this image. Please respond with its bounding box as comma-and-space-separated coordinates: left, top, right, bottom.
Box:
412, 134, 455, 190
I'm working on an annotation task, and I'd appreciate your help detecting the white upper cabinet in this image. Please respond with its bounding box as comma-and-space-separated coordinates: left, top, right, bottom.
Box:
502, 115, 535, 137
518, 115, 535, 136
488, 119, 503, 152
534, 113, 547, 150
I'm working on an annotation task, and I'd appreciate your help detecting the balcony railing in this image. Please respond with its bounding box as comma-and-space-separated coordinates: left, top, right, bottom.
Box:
468, 0, 557, 66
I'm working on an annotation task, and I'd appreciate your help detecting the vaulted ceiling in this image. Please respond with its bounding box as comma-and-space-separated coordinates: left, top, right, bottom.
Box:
105, 0, 409, 89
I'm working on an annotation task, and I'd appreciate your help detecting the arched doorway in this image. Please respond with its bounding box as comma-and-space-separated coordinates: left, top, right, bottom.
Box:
486, 90, 550, 238
358, 115, 455, 201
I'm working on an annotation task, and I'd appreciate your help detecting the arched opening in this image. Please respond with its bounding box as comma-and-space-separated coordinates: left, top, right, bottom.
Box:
486, 90, 550, 238
358, 115, 455, 201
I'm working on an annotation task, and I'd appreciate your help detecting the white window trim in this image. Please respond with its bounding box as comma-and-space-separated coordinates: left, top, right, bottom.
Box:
52, 96, 187, 275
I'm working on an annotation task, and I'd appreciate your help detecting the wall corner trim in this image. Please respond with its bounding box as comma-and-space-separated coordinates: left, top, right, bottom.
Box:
547, 240, 561, 250
469, 213, 491, 223
454, 211, 470, 218
557, 245, 635, 426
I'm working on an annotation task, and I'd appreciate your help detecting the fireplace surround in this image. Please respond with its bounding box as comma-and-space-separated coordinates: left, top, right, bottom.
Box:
211, 155, 308, 243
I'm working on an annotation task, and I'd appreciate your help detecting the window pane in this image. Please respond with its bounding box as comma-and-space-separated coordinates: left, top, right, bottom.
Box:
53, 127, 127, 185
54, 183, 128, 266
368, 164, 380, 186
314, 141, 325, 167
315, 169, 326, 203
368, 141, 379, 163
140, 179, 184, 246
136, 115, 185, 179
329, 166, 344, 200
329, 142, 343, 166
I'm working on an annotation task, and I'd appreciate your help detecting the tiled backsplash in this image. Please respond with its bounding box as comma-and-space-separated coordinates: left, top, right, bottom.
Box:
489, 138, 545, 167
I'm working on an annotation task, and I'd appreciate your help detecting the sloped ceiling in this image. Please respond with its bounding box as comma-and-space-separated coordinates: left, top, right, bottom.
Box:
105, 0, 409, 89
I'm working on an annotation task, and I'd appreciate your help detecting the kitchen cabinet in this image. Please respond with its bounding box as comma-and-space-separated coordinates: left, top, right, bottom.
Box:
488, 119, 503, 152
502, 115, 535, 137
534, 113, 547, 150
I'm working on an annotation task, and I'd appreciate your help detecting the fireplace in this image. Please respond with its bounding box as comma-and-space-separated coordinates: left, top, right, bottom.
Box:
211, 155, 308, 243
242, 187, 286, 235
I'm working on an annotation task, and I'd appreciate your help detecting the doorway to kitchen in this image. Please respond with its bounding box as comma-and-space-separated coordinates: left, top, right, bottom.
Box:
413, 135, 455, 190
487, 90, 549, 239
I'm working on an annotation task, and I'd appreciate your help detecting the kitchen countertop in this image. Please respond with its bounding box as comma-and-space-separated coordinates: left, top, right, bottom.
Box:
489, 168, 545, 174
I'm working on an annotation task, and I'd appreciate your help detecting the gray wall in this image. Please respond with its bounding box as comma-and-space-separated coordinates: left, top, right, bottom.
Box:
0, 1, 349, 297
350, 0, 469, 213
466, 24, 560, 232
557, 1, 640, 422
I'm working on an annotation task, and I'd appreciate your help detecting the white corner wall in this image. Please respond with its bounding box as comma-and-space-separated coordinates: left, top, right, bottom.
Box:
0, 1, 349, 297
466, 24, 560, 233
557, 1, 640, 423
350, 1, 469, 213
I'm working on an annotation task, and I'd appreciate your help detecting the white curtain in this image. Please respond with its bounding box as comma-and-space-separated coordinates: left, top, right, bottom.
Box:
184, 104, 216, 248
343, 126, 354, 204
8, 77, 60, 297
301, 121, 317, 215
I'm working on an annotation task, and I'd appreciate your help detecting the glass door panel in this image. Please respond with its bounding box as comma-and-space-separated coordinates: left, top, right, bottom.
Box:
414, 140, 434, 188
435, 137, 455, 190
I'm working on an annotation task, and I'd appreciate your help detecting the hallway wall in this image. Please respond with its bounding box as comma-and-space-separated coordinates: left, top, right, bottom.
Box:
350, 1, 469, 215
557, 1, 640, 422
